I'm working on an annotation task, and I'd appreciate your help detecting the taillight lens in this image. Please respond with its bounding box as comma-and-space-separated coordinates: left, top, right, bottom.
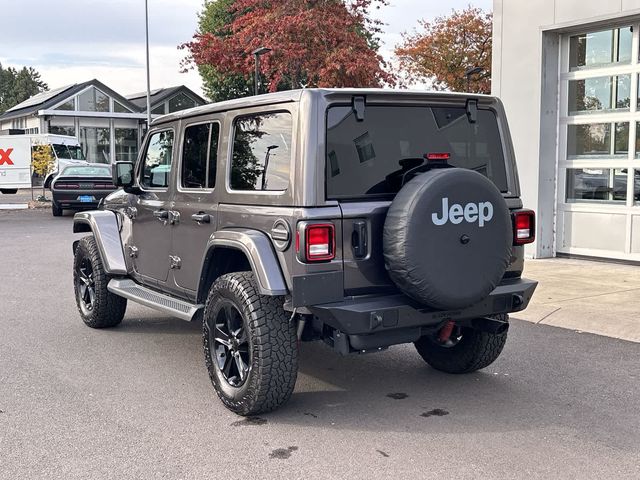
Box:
297, 222, 335, 262
56, 183, 80, 189
512, 210, 535, 245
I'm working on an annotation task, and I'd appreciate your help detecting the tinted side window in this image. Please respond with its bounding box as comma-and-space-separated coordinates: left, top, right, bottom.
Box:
181, 123, 220, 189
230, 112, 292, 191
140, 130, 174, 189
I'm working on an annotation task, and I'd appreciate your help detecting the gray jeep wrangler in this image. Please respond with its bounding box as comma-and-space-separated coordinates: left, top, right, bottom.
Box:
71, 89, 537, 415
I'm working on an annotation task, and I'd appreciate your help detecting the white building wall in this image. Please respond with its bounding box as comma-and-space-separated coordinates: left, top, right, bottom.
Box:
493, 0, 640, 259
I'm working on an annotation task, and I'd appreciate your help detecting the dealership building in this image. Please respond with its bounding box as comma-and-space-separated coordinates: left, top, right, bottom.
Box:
493, 0, 640, 262
0, 79, 206, 165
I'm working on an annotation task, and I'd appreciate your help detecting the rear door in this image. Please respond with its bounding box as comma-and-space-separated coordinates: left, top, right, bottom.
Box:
325, 103, 510, 295
170, 118, 222, 298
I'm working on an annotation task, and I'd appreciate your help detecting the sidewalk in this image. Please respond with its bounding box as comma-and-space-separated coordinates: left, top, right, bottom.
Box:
514, 257, 640, 343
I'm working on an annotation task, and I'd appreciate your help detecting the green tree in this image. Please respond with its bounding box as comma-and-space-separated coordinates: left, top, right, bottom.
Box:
0, 63, 48, 113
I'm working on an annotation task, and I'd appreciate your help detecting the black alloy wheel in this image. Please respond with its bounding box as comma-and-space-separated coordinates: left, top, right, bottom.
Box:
76, 257, 96, 316
212, 301, 251, 387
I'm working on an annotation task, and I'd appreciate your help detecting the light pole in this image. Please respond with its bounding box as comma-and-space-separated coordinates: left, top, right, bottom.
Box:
464, 66, 483, 92
144, 0, 151, 127
252, 47, 271, 96
261, 145, 279, 190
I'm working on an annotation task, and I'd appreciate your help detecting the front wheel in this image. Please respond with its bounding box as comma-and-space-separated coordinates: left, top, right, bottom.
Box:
73, 236, 127, 328
203, 272, 298, 416
414, 315, 508, 374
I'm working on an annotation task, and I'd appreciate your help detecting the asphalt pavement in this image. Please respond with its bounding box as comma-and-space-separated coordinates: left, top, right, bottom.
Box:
1, 209, 639, 479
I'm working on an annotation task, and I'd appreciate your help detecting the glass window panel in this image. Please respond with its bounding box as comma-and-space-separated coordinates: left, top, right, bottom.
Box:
54, 99, 75, 111
326, 106, 509, 198
635, 122, 640, 158
78, 87, 110, 112
151, 104, 166, 115
181, 123, 210, 189
231, 112, 292, 191
569, 27, 632, 71
168, 92, 198, 113
568, 76, 611, 113
78, 127, 111, 163
209, 123, 219, 188
140, 130, 174, 189
115, 128, 138, 162
567, 124, 611, 158
566, 168, 627, 203
616, 75, 631, 109
114, 101, 130, 113
634, 170, 640, 203
614, 123, 629, 155
618, 27, 633, 63
49, 125, 76, 137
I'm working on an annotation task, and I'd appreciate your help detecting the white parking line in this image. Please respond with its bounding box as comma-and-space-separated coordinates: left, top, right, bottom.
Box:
0, 204, 29, 210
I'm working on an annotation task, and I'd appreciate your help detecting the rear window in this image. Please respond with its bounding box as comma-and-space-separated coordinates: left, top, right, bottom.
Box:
62, 166, 110, 176
325, 105, 509, 199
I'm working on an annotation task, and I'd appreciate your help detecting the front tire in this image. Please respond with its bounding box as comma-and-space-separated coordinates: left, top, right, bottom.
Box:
73, 236, 127, 328
203, 272, 298, 416
414, 315, 508, 374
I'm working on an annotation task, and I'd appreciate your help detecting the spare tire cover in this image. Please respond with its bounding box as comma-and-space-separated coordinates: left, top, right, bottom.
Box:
383, 168, 512, 310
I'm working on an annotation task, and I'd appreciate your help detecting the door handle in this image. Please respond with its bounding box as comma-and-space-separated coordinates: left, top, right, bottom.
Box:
153, 210, 169, 220
191, 212, 211, 224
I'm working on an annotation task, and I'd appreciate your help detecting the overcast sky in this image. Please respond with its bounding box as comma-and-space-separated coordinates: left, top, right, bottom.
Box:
0, 0, 492, 99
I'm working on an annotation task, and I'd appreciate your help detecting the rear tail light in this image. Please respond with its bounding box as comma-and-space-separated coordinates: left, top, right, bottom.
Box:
94, 183, 115, 189
56, 183, 80, 189
512, 210, 535, 245
296, 222, 335, 262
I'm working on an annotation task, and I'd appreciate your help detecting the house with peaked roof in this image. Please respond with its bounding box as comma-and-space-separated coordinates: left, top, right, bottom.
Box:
126, 86, 206, 116
0, 80, 207, 164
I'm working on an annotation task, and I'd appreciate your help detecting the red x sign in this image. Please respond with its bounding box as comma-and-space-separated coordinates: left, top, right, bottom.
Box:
0, 148, 14, 166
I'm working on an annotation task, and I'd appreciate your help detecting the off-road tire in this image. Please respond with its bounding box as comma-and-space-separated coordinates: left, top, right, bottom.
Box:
414, 314, 508, 374
51, 201, 63, 217
73, 235, 127, 328
203, 272, 298, 416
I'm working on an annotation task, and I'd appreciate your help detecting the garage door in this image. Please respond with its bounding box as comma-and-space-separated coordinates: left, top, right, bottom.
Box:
557, 24, 640, 261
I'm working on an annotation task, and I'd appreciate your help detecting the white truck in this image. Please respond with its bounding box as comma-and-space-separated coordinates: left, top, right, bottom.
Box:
0, 134, 87, 194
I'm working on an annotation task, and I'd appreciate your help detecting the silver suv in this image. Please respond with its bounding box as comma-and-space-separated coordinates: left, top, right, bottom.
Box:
71, 89, 537, 415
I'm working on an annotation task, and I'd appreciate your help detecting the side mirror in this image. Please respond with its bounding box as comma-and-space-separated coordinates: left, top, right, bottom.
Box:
113, 161, 134, 188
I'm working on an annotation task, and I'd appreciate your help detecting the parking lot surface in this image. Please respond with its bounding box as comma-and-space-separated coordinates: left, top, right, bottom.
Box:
1, 209, 639, 479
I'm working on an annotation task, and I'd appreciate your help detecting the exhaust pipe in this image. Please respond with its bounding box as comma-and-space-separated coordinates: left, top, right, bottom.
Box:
470, 317, 509, 335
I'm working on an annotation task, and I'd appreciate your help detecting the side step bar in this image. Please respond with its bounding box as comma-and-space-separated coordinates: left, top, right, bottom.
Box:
107, 278, 202, 321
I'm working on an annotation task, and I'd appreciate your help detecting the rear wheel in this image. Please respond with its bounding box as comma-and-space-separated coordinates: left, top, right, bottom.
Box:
414, 315, 508, 374
203, 272, 298, 415
51, 201, 63, 217
73, 236, 127, 328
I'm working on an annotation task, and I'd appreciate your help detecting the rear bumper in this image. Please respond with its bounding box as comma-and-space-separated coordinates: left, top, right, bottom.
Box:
309, 277, 537, 339
52, 191, 111, 209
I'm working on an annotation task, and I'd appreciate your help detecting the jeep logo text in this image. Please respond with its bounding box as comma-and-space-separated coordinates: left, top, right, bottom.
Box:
432, 197, 494, 227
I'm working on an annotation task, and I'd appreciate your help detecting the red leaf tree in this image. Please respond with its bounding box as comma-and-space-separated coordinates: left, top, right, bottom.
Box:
182, 0, 394, 95
395, 7, 492, 94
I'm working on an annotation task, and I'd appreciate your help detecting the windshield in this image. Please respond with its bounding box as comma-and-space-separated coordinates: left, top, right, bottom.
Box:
325, 105, 509, 199
62, 165, 111, 176
53, 143, 85, 160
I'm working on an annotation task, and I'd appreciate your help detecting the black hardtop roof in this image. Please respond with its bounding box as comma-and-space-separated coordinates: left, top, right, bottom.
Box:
151, 88, 496, 126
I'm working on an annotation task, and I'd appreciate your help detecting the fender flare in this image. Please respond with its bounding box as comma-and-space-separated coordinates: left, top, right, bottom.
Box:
73, 211, 127, 275
203, 228, 288, 296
